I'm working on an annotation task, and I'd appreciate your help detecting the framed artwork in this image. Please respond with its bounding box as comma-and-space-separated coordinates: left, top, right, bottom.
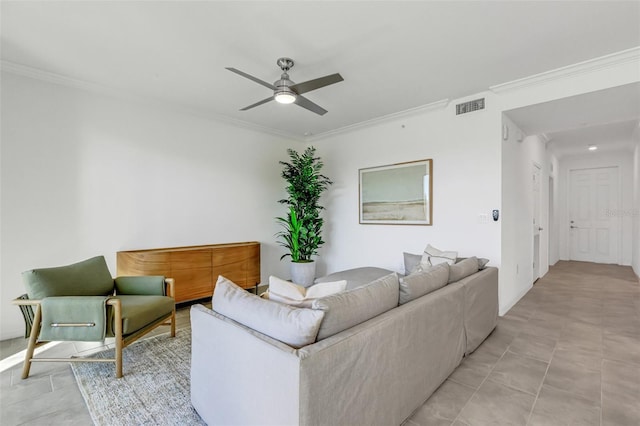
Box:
359, 159, 433, 225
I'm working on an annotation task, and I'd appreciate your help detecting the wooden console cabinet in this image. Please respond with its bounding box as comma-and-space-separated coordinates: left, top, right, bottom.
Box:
116, 242, 260, 303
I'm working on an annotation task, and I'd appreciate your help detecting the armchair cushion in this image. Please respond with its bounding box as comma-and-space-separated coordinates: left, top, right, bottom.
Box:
115, 276, 166, 296
40, 296, 109, 341
22, 256, 114, 299
110, 295, 175, 335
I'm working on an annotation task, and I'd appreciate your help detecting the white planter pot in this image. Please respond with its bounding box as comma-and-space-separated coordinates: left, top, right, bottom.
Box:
290, 261, 316, 288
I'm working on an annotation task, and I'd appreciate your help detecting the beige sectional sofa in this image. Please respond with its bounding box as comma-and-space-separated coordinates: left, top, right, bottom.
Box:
190, 264, 498, 426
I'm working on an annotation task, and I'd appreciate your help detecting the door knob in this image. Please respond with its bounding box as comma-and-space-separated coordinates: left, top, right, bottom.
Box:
570, 225, 577, 229
538, 227, 544, 231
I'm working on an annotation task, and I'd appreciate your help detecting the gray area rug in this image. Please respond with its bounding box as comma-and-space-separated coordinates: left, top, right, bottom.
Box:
71, 329, 205, 425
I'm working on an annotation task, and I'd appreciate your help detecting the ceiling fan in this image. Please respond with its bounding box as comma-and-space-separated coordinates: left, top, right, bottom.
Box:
226, 58, 343, 116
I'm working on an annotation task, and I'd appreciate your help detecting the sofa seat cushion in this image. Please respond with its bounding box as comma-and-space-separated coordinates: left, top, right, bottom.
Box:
312, 272, 399, 340
112, 295, 174, 335
399, 263, 450, 304
212, 276, 325, 348
314, 267, 395, 290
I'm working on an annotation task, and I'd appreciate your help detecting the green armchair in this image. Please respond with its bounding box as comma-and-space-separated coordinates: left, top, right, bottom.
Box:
13, 256, 176, 378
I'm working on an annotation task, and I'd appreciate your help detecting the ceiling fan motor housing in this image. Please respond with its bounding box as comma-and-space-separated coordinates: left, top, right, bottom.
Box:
277, 57, 294, 72
274, 68, 297, 102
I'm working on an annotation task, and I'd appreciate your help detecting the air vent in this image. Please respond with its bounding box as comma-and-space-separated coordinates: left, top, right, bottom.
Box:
456, 98, 485, 115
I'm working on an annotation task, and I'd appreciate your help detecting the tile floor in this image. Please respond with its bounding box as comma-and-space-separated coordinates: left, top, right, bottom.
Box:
0, 307, 194, 425
403, 261, 640, 426
1, 261, 638, 426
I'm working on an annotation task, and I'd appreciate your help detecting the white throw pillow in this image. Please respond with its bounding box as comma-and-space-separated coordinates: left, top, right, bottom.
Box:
416, 244, 458, 272
268, 276, 347, 308
212, 276, 325, 348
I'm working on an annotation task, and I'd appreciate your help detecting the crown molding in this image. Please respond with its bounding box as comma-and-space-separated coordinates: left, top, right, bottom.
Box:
539, 133, 551, 144
306, 98, 449, 142
490, 46, 640, 94
1, 60, 115, 94
1, 60, 303, 142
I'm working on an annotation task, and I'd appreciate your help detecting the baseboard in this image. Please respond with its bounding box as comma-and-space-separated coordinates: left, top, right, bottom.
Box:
499, 283, 533, 316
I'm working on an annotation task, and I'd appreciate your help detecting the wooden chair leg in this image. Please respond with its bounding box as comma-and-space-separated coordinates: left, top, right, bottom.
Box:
111, 299, 124, 378
22, 304, 42, 379
170, 308, 176, 337
166, 278, 176, 338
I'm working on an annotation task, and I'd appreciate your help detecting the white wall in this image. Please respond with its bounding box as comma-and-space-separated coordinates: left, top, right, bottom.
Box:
0, 72, 296, 339
500, 116, 550, 314
557, 151, 635, 265
311, 93, 502, 282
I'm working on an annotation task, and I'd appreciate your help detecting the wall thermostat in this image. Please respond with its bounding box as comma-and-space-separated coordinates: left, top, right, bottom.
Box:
492, 210, 499, 221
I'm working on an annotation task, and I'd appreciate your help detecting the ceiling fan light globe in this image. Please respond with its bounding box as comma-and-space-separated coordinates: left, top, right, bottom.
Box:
275, 92, 296, 104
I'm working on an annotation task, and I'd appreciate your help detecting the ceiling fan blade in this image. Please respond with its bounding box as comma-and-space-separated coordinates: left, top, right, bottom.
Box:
294, 95, 328, 116
290, 73, 344, 95
240, 96, 275, 111
226, 67, 276, 90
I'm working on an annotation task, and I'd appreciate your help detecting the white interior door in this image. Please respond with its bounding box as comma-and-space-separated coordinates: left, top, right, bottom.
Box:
569, 167, 619, 263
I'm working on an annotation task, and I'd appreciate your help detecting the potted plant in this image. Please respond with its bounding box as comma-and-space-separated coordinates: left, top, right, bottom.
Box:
276, 146, 332, 286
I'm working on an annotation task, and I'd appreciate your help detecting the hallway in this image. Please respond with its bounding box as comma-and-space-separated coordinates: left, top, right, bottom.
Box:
405, 260, 639, 425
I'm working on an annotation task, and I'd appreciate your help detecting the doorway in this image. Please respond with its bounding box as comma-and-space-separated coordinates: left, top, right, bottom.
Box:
533, 163, 542, 281
548, 176, 557, 265
569, 166, 620, 263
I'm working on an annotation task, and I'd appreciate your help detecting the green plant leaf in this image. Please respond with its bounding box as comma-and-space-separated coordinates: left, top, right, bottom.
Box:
275, 146, 332, 262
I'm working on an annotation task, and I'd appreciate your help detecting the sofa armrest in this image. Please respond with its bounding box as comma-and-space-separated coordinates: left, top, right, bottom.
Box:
460, 267, 499, 355
13, 295, 39, 338
190, 304, 300, 425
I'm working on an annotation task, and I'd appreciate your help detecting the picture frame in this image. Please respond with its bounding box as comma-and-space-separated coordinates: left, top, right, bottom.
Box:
359, 159, 433, 225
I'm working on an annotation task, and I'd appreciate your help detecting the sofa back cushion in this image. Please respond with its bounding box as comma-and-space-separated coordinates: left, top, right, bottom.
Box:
398, 263, 450, 305
22, 256, 114, 299
212, 276, 325, 348
448, 257, 479, 283
455, 257, 490, 270
403, 252, 422, 276
312, 272, 399, 340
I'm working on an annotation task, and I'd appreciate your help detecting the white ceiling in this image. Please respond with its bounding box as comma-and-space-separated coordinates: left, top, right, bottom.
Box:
505, 83, 640, 157
1, 1, 640, 141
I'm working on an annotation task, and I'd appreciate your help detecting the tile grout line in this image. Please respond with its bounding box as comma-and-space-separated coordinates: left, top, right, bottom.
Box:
525, 343, 557, 426
450, 335, 514, 425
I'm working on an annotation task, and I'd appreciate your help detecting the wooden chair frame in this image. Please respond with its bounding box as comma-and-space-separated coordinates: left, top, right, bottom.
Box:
12, 278, 176, 379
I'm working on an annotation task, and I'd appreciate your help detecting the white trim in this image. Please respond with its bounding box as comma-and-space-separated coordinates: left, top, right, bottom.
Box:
539, 133, 551, 144
306, 98, 449, 142
499, 282, 532, 316
1, 60, 304, 142
490, 47, 640, 94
